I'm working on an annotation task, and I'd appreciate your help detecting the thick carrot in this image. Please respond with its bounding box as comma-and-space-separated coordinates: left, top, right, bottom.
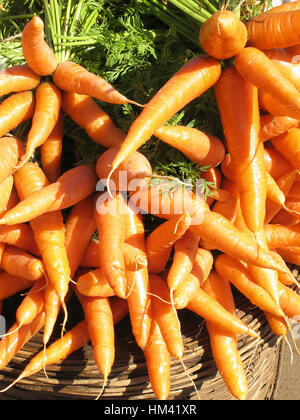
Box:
215, 255, 283, 317
276, 247, 300, 265
187, 274, 258, 338
0, 272, 33, 300
266, 0, 300, 14
204, 270, 248, 400
264, 224, 300, 249
0, 245, 44, 281
40, 112, 64, 183
278, 280, 300, 318
65, 196, 97, 278
0, 165, 97, 225
76, 268, 115, 298
124, 202, 151, 350
16, 277, 46, 326
21, 15, 58, 76
0, 311, 45, 370
246, 9, 300, 50
173, 272, 201, 310
0, 92, 35, 139
77, 292, 115, 381
167, 230, 200, 292
146, 213, 191, 274
270, 128, 300, 170
94, 192, 127, 299
19, 82, 61, 166
0, 176, 14, 216
199, 10, 247, 60
215, 66, 267, 236
53, 61, 140, 105
260, 114, 299, 142
62, 92, 126, 148
144, 319, 171, 401
264, 312, 288, 338
0, 223, 39, 256
235, 47, 300, 120
0, 64, 40, 96
263, 48, 300, 90
154, 125, 225, 168
109, 55, 221, 175
150, 274, 184, 359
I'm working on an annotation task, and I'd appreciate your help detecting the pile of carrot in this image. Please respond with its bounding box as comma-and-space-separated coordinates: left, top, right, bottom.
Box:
0, 2, 300, 401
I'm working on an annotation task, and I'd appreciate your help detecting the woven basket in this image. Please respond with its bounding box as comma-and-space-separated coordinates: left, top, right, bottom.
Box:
0, 274, 291, 401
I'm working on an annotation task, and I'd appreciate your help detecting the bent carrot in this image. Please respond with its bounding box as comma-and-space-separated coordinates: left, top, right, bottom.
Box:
0, 245, 44, 281
40, 112, 64, 183
260, 114, 299, 142
199, 10, 247, 59
204, 270, 248, 400
20, 82, 61, 166
154, 125, 225, 168
109, 55, 221, 175
62, 92, 126, 148
53, 61, 140, 106
0, 64, 40, 96
144, 319, 170, 401
0, 92, 35, 139
21, 15, 58, 76
0, 165, 97, 225
235, 47, 300, 120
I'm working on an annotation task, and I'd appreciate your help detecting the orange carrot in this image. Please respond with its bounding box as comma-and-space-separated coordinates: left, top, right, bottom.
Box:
154, 125, 225, 167
0, 223, 39, 256
199, 10, 247, 59
146, 213, 191, 274
94, 192, 127, 299
0, 176, 14, 216
167, 230, 200, 292
144, 319, 171, 401
109, 55, 221, 176
212, 178, 239, 223
0, 272, 33, 300
21, 15, 58, 76
263, 48, 300, 90
0, 245, 44, 281
204, 270, 248, 400
62, 92, 126, 148
53, 61, 140, 105
109, 296, 129, 324
203, 167, 222, 207
173, 272, 201, 310
266, 0, 300, 14
0, 165, 97, 225
288, 182, 300, 199
215, 65, 267, 235
277, 280, 300, 318
0, 92, 35, 138
0, 64, 40, 96
16, 277, 46, 326
20, 82, 61, 166
276, 247, 300, 265
260, 114, 299, 142
270, 128, 300, 170
235, 47, 300, 120
76, 268, 115, 298
264, 224, 300, 249
271, 207, 300, 226
40, 112, 64, 183
264, 312, 289, 338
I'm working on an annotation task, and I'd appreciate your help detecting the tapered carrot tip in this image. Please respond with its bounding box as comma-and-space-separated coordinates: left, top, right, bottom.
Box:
31, 15, 44, 30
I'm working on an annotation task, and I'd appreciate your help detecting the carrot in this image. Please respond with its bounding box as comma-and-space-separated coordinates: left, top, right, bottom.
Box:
263, 48, 300, 90
76, 291, 115, 382
265, 0, 300, 14
264, 312, 289, 338
108, 55, 221, 177
76, 268, 115, 298
43, 282, 61, 346
62, 92, 126, 148
0, 223, 39, 256
150, 274, 184, 359
0, 92, 35, 139
271, 207, 300, 226
246, 9, 300, 50
288, 182, 300, 199
0, 311, 45, 370
264, 224, 300, 249
214, 65, 267, 235
263, 146, 295, 181
270, 128, 300, 170
235, 47, 300, 120
202, 167, 222, 207
124, 201, 151, 350
0, 165, 97, 225
167, 230, 200, 292
0, 245, 44, 281
143, 319, 171, 401
13, 163, 71, 342
260, 114, 299, 142
154, 125, 225, 168
96, 147, 152, 191
215, 255, 284, 317
212, 178, 239, 223
0, 272, 33, 300
19, 82, 61, 167
276, 247, 300, 266
21, 15, 58, 76
146, 213, 191, 274
0, 176, 14, 216
199, 10, 247, 60
53, 61, 140, 106
0, 64, 40, 96
204, 270, 248, 400
109, 296, 129, 324
187, 273, 258, 338
173, 272, 201, 310
277, 280, 300, 318
65, 196, 97, 278
15, 277, 46, 327
94, 192, 127, 299
40, 112, 64, 183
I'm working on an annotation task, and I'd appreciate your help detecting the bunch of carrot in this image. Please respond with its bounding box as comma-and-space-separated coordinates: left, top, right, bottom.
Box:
0, 1, 300, 401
